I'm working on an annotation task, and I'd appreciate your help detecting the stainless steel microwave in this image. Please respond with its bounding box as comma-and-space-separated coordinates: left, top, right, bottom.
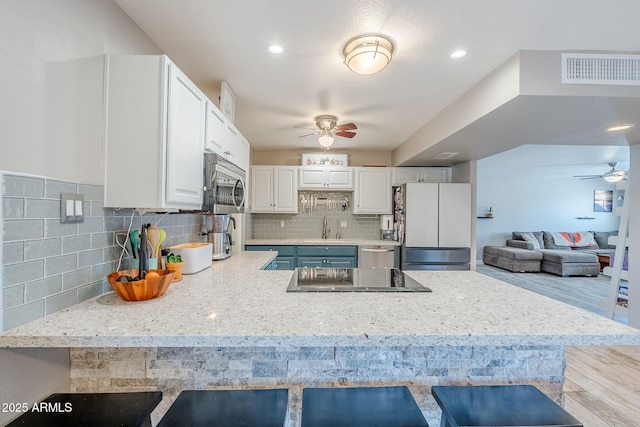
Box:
203, 153, 246, 214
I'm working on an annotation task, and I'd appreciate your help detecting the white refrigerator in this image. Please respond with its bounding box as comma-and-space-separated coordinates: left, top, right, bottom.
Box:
395, 183, 471, 270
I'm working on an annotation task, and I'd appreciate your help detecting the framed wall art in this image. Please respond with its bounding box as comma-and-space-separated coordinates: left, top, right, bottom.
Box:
593, 189, 613, 212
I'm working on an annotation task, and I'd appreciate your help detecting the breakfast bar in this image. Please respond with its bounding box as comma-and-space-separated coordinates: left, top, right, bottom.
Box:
2, 251, 640, 426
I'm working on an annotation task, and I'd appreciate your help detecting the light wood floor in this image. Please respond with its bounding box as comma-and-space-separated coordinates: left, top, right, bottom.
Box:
475, 266, 639, 425
565, 346, 640, 426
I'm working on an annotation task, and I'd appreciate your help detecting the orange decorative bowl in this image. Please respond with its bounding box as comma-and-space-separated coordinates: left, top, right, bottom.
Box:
107, 269, 175, 302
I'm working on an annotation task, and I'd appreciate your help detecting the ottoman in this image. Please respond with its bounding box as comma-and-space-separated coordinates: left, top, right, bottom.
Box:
538, 249, 600, 277
482, 246, 542, 272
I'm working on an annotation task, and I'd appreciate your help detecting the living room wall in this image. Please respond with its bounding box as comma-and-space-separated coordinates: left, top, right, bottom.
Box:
476, 147, 623, 260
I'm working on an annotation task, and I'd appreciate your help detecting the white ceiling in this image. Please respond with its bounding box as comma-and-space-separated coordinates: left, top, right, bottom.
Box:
114, 0, 640, 168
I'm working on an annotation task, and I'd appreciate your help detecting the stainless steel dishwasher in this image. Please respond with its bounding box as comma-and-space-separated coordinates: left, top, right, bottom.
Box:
358, 245, 399, 268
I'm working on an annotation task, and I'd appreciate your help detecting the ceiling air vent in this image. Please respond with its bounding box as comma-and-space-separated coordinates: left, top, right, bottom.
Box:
562, 53, 640, 85
433, 152, 458, 160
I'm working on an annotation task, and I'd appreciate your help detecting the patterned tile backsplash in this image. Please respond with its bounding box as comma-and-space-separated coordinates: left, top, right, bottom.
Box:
1, 173, 206, 332
250, 192, 381, 240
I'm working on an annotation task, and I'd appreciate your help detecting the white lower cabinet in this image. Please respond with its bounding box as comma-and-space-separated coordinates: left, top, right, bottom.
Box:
104, 55, 205, 210
250, 166, 298, 213
353, 168, 392, 214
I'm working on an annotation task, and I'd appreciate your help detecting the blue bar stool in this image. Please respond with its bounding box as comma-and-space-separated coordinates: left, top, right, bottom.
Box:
431, 385, 582, 427
157, 389, 288, 427
302, 386, 429, 427
6, 391, 162, 427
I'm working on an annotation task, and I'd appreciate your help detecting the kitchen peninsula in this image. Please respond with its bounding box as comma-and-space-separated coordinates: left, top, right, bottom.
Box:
2, 251, 639, 426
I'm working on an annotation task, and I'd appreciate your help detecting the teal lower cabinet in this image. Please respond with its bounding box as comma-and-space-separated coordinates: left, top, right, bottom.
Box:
296, 246, 357, 268
272, 256, 295, 270
245, 244, 358, 270
297, 257, 356, 268
245, 245, 297, 270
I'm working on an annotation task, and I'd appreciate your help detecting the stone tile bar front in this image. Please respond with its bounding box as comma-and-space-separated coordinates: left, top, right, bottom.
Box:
70, 345, 565, 427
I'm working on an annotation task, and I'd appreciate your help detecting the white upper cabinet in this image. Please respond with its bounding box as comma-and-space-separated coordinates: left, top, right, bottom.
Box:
299, 167, 353, 190
237, 135, 250, 174
223, 122, 240, 164
250, 166, 298, 213
391, 167, 451, 184
165, 65, 207, 206
354, 168, 392, 214
206, 98, 250, 173
103, 55, 205, 210
205, 100, 225, 155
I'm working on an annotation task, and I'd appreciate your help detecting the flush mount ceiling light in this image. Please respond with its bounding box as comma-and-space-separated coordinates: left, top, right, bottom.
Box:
606, 124, 634, 132
268, 44, 284, 54
318, 129, 334, 148
342, 34, 395, 75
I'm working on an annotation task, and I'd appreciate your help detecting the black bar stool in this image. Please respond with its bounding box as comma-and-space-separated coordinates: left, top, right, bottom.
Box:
431, 385, 582, 427
6, 391, 162, 427
301, 386, 429, 427
157, 389, 288, 427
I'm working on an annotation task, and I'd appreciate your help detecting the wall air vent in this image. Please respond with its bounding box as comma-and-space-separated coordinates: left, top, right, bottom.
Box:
562, 53, 640, 85
433, 152, 458, 160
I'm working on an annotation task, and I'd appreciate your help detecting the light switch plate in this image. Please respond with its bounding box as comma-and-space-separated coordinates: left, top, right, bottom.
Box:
60, 193, 85, 223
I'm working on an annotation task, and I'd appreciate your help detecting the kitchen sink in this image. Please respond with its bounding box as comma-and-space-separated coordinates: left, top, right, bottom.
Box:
302, 238, 345, 243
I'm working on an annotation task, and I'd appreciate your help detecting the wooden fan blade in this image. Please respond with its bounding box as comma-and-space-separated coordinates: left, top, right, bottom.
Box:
298, 132, 318, 138
336, 122, 357, 131
336, 131, 356, 138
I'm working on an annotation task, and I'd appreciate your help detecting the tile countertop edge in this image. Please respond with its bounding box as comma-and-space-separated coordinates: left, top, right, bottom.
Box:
3, 333, 640, 349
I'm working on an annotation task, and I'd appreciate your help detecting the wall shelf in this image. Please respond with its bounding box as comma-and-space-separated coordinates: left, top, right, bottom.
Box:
477, 216, 494, 219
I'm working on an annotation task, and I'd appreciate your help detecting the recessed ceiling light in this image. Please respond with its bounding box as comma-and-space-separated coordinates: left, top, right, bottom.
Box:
450, 50, 467, 59
268, 45, 284, 54
606, 124, 634, 132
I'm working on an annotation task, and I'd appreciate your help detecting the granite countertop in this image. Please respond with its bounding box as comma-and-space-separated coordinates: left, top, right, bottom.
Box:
1, 251, 639, 348
245, 238, 401, 246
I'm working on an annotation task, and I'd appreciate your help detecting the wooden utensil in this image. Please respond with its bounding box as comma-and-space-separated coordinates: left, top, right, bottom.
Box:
147, 226, 160, 257
156, 229, 166, 258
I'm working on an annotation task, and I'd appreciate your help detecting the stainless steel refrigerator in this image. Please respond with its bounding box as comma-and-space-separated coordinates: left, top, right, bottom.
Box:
394, 183, 471, 270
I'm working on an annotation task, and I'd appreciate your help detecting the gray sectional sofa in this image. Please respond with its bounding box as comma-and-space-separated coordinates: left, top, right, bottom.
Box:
483, 231, 617, 277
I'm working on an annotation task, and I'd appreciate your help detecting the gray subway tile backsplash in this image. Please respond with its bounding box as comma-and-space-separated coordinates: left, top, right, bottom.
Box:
250, 192, 380, 240
25, 276, 63, 302
25, 238, 62, 260
3, 175, 44, 198
1, 172, 206, 332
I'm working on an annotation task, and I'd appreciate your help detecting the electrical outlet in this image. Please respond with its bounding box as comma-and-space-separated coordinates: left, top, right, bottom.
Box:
60, 193, 85, 223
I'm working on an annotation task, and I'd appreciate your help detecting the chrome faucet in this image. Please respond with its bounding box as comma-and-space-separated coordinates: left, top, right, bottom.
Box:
322, 216, 330, 239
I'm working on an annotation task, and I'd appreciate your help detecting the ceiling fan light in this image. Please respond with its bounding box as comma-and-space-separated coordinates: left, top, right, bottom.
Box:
343, 34, 394, 75
318, 132, 334, 148
603, 171, 625, 182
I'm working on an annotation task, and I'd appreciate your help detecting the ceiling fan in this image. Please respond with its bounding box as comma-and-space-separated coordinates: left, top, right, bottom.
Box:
298, 115, 357, 148
573, 162, 627, 182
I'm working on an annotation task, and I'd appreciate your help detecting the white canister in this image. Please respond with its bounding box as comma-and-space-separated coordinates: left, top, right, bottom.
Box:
380, 214, 394, 231
168, 243, 213, 274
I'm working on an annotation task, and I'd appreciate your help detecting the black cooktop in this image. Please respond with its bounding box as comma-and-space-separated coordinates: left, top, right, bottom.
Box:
286, 268, 431, 292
